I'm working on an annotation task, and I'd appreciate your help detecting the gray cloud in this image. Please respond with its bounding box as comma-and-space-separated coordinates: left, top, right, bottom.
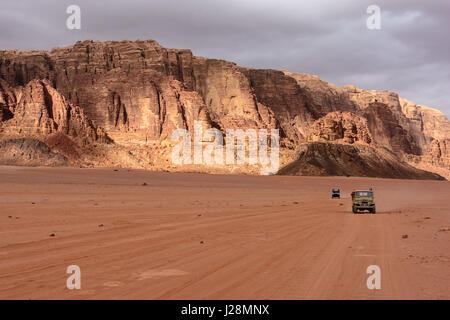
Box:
0, 0, 449, 117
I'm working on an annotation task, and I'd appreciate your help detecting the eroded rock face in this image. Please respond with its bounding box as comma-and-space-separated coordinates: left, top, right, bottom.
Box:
400, 97, 450, 144
307, 111, 372, 144
285, 71, 449, 153
49, 40, 214, 143
192, 59, 277, 133
0, 138, 67, 166
239, 68, 314, 144
283, 71, 357, 115
0, 39, 449, 178
0, 79, 110, 144
344, 86, 402, 111
423, 139, 450, 167
362, 102, 421, 156
0, 79, 17, 121
404, 138, 450, 180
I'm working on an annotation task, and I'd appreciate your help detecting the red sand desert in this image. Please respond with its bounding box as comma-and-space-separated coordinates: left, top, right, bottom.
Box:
0, 166, 449, 299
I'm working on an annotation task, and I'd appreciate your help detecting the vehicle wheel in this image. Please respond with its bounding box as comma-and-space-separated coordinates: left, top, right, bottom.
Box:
352, 206, 357, 214
372, 207, 376, 214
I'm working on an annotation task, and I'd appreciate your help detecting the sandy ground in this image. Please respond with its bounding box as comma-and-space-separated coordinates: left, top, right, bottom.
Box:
0, 166, 449, 300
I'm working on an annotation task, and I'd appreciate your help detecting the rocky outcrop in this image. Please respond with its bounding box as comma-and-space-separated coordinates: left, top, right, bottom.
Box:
278, 142, 445, 180
239, 69, 315, 143
341, 87, 450, 155
407, 138, 450, 171
44, 132, 81, 161
192, 59, 277, 133
0, 78, 17, 121
283, 71, 357, 115
292, 104, 447, 180
0, 41, 212, 144
343, 85, 402, 111
0, 39, 449, 178
424, 139, 450, 168
0, 138, 67, 166
0, 79, 110, 144
307, 111, 372, 144
400, 98, 450, 144
404, 138, 450, 180
361, 102, 421, 156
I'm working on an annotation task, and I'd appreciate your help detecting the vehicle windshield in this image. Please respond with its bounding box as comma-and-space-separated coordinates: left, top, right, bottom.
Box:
355, 191, 373, 197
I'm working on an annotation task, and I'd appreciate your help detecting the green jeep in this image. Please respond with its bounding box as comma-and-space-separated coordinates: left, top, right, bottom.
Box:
352, 190, 376, 214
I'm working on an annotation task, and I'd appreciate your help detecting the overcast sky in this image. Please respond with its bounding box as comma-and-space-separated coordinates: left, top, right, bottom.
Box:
1, 0, 449, 117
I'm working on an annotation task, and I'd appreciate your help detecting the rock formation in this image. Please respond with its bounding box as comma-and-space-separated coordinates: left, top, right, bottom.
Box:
0, 39, 448, 179
424, 139, 450, 168
277, 142, 444, 180
307, 111, 372, 145
0, 138, 67, 166
0, 78, 110, 144
362, 102, 420, 156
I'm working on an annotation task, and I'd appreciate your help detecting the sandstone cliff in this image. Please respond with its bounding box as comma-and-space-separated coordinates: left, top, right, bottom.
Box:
0, 39, 448, 179
0, 78, 109, 144
307, 111, 372, 145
